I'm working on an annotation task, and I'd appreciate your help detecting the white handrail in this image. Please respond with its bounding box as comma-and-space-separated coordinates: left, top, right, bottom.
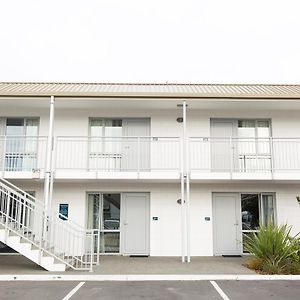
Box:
189, 137, 300, 172
0, 179, 94, 271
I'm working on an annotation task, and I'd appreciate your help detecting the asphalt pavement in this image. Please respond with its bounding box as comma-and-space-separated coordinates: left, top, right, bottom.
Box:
0, 280, 299, 300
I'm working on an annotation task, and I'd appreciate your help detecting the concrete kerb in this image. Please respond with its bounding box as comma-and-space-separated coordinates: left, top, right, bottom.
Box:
0, 274, 300, 281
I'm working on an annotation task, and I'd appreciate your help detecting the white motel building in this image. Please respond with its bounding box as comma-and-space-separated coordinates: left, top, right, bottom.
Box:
0, 82, 300, 271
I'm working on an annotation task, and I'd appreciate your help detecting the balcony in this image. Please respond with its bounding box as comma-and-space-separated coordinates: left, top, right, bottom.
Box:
2, 136, 300, 181
189, 137, 300, 180
54, 136, 181, 180
0, 136, 47, 179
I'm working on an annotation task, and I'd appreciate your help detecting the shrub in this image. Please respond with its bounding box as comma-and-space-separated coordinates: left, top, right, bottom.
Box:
244, 223, 299, 274
246, 257, 263, 270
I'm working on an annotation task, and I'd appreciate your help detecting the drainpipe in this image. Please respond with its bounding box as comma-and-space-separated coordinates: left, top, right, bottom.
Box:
43, 96, 55, 239
180, 101, 186, 263
182, 100, 191, 263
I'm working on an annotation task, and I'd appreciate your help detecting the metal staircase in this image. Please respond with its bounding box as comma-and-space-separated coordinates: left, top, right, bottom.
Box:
0, 178, 95, 271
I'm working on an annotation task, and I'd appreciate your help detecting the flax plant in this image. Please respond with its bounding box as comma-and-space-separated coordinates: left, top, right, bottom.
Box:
244, 223, 299, 274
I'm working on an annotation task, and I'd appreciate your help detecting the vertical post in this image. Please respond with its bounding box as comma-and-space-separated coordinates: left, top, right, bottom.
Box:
180, 101, 185, 263
137, 137, 140, 175
269, 137, 274, 179
5, 192, 11, 242
43, 96, 55, 239
90, 230, 94, 272
179, 100, 188, 263
97, 229, 100, 265
186, 167, 191, 263
1, 136, 7, 177
182, 100, 191, 263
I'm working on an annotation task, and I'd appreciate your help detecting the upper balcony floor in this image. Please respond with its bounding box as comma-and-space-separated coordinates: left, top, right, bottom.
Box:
1, 84, 300, 181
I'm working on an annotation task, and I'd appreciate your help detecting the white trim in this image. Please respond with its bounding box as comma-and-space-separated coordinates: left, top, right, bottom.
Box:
210, 280, 230, 300
0, 274, 300, 281
62, 281, 85, 300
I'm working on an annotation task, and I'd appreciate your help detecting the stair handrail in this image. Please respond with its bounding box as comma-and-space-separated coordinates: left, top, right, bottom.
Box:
0, 179, 94, 271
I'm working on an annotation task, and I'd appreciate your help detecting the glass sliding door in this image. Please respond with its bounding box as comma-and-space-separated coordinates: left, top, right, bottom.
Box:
89, 119, 122, 171
238, 120, 271, 172
87, 193, 121, 253
241, 193, 275, 252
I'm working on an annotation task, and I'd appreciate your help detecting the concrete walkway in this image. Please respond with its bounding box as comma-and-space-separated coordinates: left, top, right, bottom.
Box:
0, 255, 254, 275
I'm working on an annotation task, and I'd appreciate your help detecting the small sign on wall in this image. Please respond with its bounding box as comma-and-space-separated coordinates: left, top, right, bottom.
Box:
59, 204, 69, 220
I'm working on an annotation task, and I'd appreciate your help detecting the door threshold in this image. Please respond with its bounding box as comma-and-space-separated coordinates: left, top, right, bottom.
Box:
129, 255, 149, 258
222, 255, 242, 257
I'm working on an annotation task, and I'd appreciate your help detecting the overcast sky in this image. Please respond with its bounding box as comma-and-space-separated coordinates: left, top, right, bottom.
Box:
0, 0, 299, 84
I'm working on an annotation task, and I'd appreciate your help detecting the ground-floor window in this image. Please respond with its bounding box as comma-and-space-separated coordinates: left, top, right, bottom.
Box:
241, 193, 275, 252
87, 193, 121, 254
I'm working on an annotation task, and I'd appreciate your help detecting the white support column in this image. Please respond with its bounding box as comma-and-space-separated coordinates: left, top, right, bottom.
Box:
43, 96, 55, 238
182, 100, 191, 263
186, 170, 191, 262
180, 101, 186, 263
180, 171, 186, 263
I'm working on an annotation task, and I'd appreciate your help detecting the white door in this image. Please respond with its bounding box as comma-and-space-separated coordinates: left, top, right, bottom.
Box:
211, 119, 238, 172
122, 119, 150, 171
121, 193, 150, 255
213, 193, 242, 255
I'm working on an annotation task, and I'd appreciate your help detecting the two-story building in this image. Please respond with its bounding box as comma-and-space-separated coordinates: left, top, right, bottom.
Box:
0, 82, 300, 271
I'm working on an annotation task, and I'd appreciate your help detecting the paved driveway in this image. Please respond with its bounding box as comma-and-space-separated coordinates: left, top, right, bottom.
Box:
0, 280, 299, 300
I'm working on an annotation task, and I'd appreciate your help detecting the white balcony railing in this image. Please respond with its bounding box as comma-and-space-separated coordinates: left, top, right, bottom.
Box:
189, 137, 300, 173
0, 136, 47, 173
55, 136, 181, 172
3, 136, 300, 176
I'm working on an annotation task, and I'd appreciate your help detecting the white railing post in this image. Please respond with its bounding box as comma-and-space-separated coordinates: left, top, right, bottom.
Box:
89, 230, 94, 272
229, 137, 233, 177
1, 135, 7, 176
4, 191, 11, 242
137, 137, 141, 175
97, 229, 100, 265
270, 137, 274, 176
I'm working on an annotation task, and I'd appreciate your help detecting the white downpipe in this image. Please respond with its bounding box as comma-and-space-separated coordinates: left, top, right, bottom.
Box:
180, 172, 186, 263
183, 100, 191, 263
180, 104, 186, 263
182, 100, 188, 263
43, 96, 55, 239
186, 172, 191, 262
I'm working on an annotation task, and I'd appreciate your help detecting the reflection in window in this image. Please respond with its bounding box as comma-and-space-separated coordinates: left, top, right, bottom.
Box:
241, 194, 260, 230
102, 194, 120, 230
241, 193, 276, 252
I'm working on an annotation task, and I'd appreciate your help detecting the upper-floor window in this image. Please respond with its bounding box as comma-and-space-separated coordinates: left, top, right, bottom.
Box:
90, 119, 122, 138
238, 120, 270, 155
6, 118, 39, 136
4, 118, 39, 171
238, 120, 270, 138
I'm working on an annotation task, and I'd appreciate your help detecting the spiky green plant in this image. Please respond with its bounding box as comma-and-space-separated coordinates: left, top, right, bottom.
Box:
244, 223, 299, 272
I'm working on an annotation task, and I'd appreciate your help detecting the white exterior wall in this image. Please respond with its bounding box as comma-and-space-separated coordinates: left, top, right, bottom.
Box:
13, 180, 300, 256
2, 103, 300, 138
2, 99, 300, 257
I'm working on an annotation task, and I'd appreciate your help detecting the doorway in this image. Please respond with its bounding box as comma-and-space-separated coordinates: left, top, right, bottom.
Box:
87, 192, 150, 255
213, 192, 276, 255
